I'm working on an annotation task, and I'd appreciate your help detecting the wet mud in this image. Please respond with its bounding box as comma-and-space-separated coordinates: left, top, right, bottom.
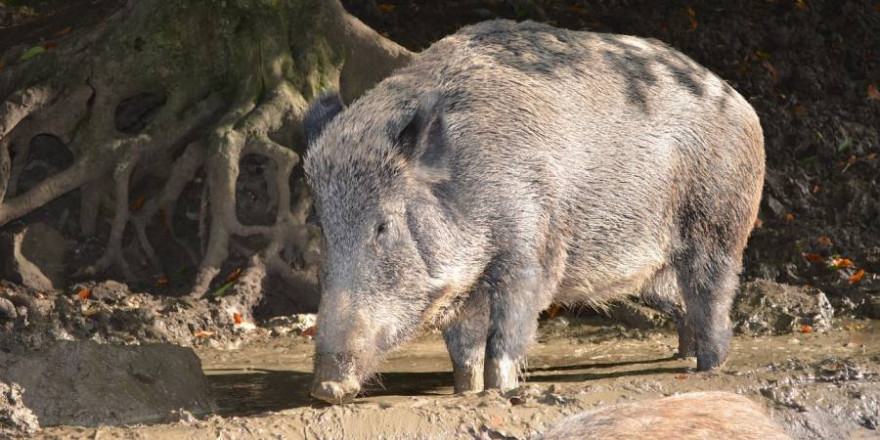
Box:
34, 317, 879, 439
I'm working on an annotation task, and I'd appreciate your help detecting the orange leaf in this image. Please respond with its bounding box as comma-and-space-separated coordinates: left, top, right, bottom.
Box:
812, 185, 821, 194
301, 325, 317, 337
753, 217, 764, 229
803, 253, 824, 263
194, 330, 215, 339
43, 41, 58, 50
785, 213, 795, 221
54, 26, 72, 37
849, 269, 866, 283
796, 0, 807, 11
794, 105, 807, 116
0, 61, 5, 71
685, 7, 698, 31
377, 3, 394, 12
830, 257, 853, 268
675, 374, 688, 380
867, 152, 878, 160
77, 288, 91, 301
545, 303, 562, 319
225, 268, 242, 284
233, 312, 243, 325
156, 276, 170, 287
800, 324, 812, 333
159, 208, 172, 235
816, 236, 832, 246
844, 323, 866, 331
868, 84, 880, 101
130, 196, 146, 212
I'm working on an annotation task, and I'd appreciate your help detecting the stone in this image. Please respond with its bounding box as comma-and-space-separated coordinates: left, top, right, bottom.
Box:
0, 381, 40, 437
733, 279, 834, 335
0, 340, 215, 427
0, 226, 55, 292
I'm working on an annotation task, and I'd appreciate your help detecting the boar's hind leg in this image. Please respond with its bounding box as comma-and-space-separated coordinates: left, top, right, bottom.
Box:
677, 249, 740, 371
443, 301, 490, 393
484, 262, 553, 391
641, 265, 696, 358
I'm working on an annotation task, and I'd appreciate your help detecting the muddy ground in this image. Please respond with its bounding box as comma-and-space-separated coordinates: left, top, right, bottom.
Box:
25, 317, 878, 439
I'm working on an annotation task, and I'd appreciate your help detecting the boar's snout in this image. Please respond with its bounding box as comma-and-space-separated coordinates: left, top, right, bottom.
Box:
310, 378, 360, 404
311, 352, 361, 404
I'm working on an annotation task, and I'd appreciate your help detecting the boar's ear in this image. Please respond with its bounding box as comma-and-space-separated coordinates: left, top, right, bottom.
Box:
303, 91, 345, 145
398, 91, 450, 181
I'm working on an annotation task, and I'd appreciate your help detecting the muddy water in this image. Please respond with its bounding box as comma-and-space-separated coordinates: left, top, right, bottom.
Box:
38, 318, 879, 439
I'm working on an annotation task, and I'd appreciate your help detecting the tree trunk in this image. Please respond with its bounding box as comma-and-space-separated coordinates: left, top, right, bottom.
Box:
0, 0, 413, 304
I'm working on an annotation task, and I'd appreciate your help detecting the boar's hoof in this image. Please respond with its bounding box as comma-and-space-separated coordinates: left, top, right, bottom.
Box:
311, 379, 360, 404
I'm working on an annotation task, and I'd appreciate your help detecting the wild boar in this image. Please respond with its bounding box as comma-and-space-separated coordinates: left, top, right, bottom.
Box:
303, 19, 764, 404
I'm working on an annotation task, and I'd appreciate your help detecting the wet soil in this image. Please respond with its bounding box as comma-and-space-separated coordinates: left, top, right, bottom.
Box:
33, 318, 879, 439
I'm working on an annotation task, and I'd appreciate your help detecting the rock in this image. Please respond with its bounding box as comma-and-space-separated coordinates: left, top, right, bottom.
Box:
0, 340, 215, 427
19, 223, 70, 289
88, 280, 130, 302
0, 381, 40, 437
733, 280, 834, 335
0, 297, 16, 320
0, 226, 55, 292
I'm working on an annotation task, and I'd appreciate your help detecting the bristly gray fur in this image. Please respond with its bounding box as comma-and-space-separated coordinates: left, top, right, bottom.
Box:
304, 19, 765, 402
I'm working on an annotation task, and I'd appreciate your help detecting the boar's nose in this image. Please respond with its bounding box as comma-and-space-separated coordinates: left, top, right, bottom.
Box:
310, 378, 360, 404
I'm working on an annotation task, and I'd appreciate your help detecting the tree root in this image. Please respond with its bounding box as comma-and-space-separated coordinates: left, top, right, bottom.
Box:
0, 0, 414, 314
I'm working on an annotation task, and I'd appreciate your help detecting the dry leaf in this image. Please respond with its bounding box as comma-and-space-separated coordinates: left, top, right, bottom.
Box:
194, 330, 215, 339
77, 288, 91, 301
794, 105, 807, 116
43, 41, 58, 50
830, 257, 853, 268
868, 84, 880, 101
844, 323, 866, 331
812, 185, 821, 194
849, 269, 866, 283
54, 26, 72, 36
800, 324, 813, 334
225, 268, 242, 283
685, 7, 698, 30
816, 236, 832, 246
753, 217, 764, 229
785, 213, 795, 221
130, 196, 146, 211
156, 276, 170, 287
301, 325, 317, 337
803, 253, 824, 263
377, 3, 394, 12
544, 303, 562, 319
0, 60, 5, 72
796, 0, 807, 11
675, 374, 688, 380
233, 312, 243, 324
761, 60, 778, 79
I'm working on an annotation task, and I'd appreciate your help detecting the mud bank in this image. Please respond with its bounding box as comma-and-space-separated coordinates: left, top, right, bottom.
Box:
29, 317, 878, 440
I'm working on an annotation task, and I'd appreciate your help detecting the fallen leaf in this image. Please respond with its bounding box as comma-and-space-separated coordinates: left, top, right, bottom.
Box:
377, 3, 394, 12
233, 312, 243, 325
794, 105, 807, 116
685, 7, 698, 30
225, 268, 242, 283
755, 50, 771, 60
786, 213, 795, 221
842, 155, 857, 172
844, 323, 866, 331
20, 46, 46, 61
800, 324, 813, 333
753, 217, 764, 229
301, 325, 317, 337
761, 60, 778, 79
796, 0, 807, 11
849, 269, 866, 283
812, 185, 821, 194
830, 257, 853, 268
869, 84, 880, 101
77, 288, 91, 301
156, 276, 170, 287
816, 236, 832, 246
544, 303, 562, 319
675, 374, 688, 380
803, 253, 824, 263
867, 152, 878, 160
130, 196, 146, 211
159, 208, 172, 234
43, 41, 58, 50
54, 26, 72, 36
194, 330, 215, 339
0, 60, 5, 71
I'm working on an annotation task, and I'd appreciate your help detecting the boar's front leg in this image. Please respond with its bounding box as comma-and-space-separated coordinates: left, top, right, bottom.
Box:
443, 298, 489, 393
483, 258, 554, 391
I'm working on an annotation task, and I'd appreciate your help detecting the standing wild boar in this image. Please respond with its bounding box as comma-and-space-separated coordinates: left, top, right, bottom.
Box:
303, 19, 764, 404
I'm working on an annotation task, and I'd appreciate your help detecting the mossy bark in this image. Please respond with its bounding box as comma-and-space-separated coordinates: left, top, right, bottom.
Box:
0, 0, 413, 301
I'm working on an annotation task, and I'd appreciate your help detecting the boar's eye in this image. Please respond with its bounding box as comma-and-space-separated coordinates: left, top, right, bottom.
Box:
376, 220, 390, 238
